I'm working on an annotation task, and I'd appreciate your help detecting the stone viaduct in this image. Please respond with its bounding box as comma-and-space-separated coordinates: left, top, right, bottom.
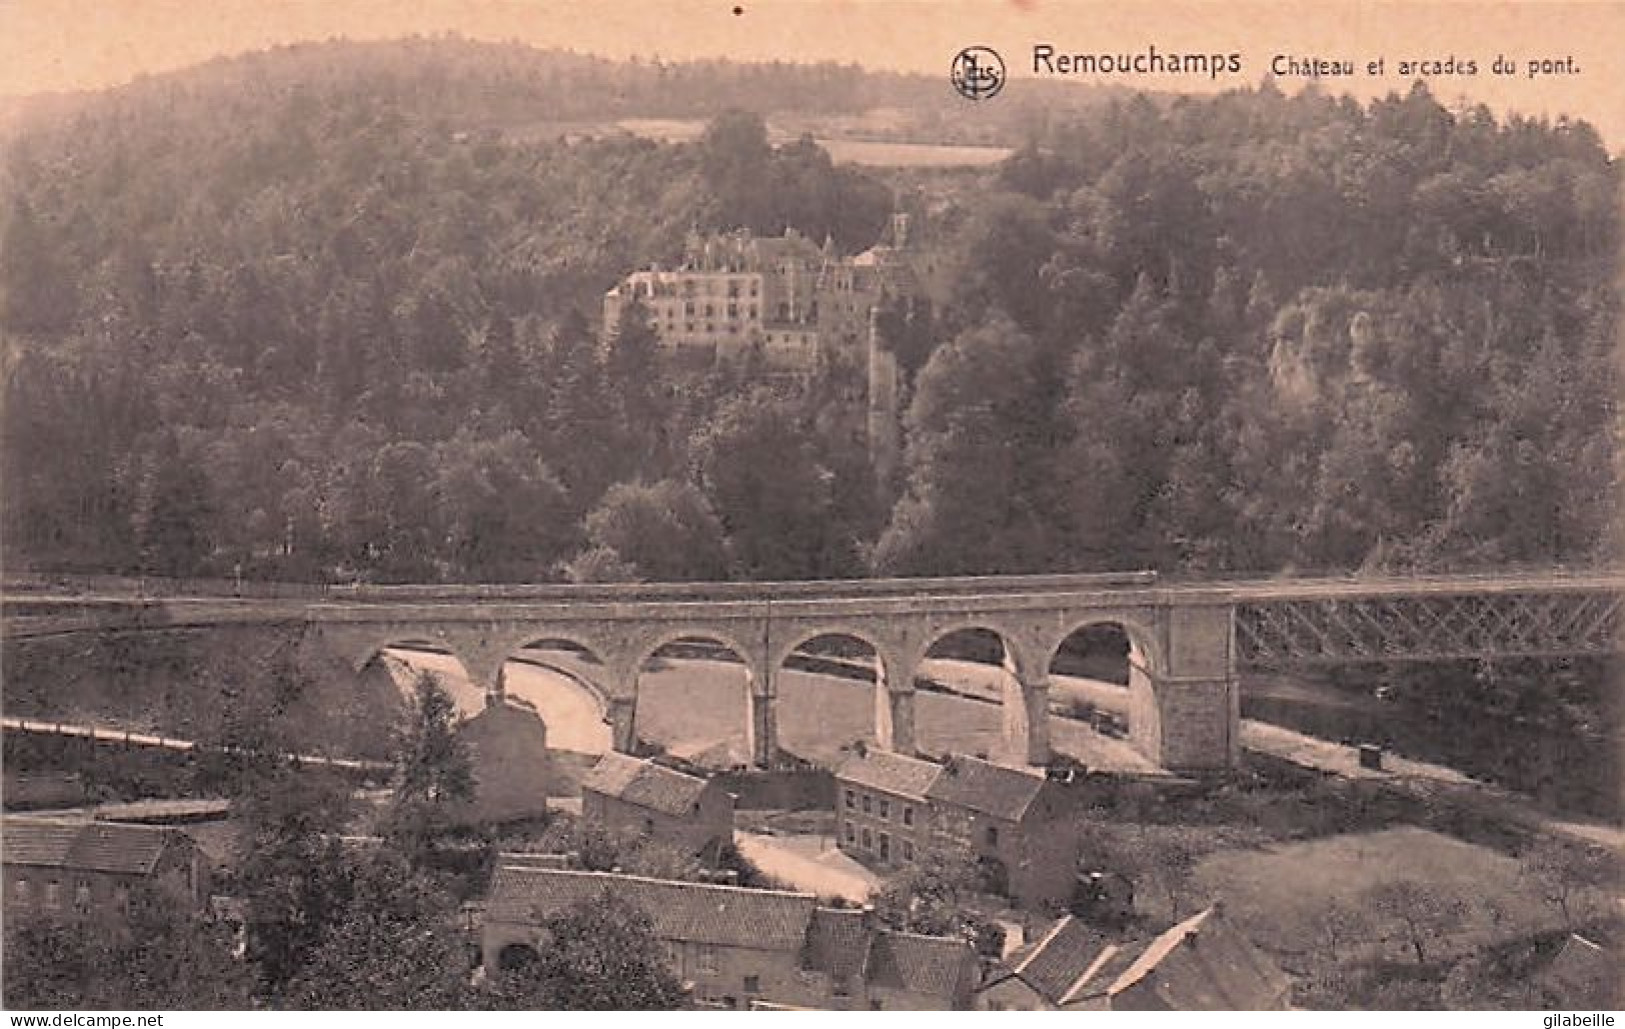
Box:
6, 569, 1620, 772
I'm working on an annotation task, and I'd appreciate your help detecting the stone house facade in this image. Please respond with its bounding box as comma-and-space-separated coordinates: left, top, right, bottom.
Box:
834, 749, 1080, 909
483, 865, 979, 1010
2, 816, 209, 925
579, 752, 734, 859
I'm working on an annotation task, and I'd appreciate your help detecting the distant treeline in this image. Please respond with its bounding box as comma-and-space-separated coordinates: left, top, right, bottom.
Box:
0, 40, 1615, 590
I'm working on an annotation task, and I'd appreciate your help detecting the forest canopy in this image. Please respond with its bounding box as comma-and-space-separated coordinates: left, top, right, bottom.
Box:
0, 40, 1616, 585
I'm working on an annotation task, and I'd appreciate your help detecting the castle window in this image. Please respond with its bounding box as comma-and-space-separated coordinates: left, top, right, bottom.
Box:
862, 795, 871, 814
879, 799, 890, 820
903, 806, 914, 827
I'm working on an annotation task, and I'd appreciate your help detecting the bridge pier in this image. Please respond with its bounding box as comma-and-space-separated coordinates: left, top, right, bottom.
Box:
875, 685, 916, 755
746, 691, 778, 768
1000, 674, 1051, 768
606, 698, 638, 754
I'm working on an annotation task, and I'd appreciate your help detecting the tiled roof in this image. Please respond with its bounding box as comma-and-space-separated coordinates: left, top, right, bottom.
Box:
803, 907, 873, 981
1008, 915, 1114, 1004
1099, 906, 1290, 1011
580, 752, 710, 817
486, 866, 817, 952
924, 755, 1049, 821
1, 817, 180, 875
835, 749, 943, 800
868, 929, 974, 999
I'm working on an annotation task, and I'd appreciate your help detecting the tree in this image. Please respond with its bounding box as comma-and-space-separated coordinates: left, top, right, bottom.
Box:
1314, 900, 1374, 964
2, 904, 255, 1010
572, 479, 730, 583
874, 314, 1057, 576
490, 891, 686, 1010
873, 847, 1005, 956
692, 387, 843, 580
1518, 837, 1619, 929
280, 852, 476, 1010
382, 671, 478, 868
1364, 880, 1471, 964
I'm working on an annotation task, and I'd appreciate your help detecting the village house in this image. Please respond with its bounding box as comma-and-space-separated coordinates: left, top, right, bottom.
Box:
976, 905, 1291, 1011
834, 749, 1080, 909
452, 694, 553, 825
1, 815, 209, 924
482, 865, 980, 1010
579, 752, 735, 860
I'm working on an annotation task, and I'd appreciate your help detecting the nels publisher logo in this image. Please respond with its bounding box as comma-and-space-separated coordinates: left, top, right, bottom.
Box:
950, 46, 1005, 100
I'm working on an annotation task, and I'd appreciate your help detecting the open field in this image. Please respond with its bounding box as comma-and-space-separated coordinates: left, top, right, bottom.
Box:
1193, 826, 1559, 970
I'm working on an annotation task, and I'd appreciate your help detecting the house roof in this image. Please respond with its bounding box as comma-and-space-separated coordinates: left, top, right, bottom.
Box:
486, 866, 818, 952
924, 755, 1050, 821
803, 906, 873, 982
1, 816, 184, 875
1097, 906, 1291, 1011
867, 929, 975, 999
486, 866, 974, 999
835, 749, 943, 800
1005, 914, 1114, 1004
579, 752, 711, 817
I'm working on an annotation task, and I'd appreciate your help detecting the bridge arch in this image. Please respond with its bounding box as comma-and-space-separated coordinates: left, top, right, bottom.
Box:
1043, 615, 1165, 769
633, 630, 766, 768
503, 636, 618, 755
773, 631, 891, 761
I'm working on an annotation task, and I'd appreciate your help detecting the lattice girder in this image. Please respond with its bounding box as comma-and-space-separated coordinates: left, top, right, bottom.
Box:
1235, 589, 1623, 666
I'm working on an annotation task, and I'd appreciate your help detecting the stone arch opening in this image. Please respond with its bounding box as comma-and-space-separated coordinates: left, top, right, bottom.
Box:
504, 637, 613, 755
365, 640, 483, 718
917, 626, 1021, 764
635, 634, 755, 769
1046, 619, 1161, 773
775, 631, 886, 765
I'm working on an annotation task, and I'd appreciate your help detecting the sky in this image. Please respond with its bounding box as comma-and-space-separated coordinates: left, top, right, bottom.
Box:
2, 0, 1623, 143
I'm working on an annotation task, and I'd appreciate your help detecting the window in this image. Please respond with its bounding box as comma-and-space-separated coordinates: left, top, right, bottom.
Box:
744, 975, 760, 994
844, 823, 855, 844
845, 789, 855, 809
13, 878, 28, 905
861, 828, 872, 850
879, 798, 890, 820
878, 833, 891, 861
903, 806, 914, 827
862, 795, 872, 814
902, 840, 915, 861
986, 824, 999, 847
698, 945, 720, 974
74, 883, 91, 909
45, 881, 62, 910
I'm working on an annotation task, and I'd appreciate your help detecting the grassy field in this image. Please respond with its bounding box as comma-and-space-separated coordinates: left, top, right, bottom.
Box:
1194, 826, 1558, 970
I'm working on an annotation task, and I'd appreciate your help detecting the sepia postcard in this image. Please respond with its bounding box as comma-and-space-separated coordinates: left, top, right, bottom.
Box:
0, 0, 1621, 1017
